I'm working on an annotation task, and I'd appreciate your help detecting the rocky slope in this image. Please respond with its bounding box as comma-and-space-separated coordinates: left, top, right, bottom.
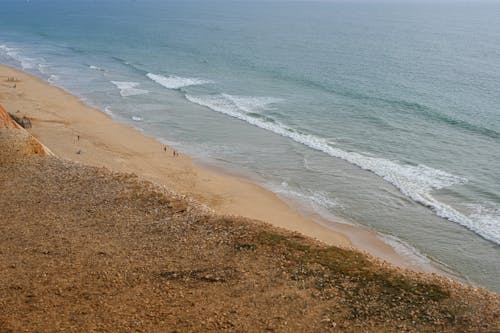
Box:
0, 119, 499, 332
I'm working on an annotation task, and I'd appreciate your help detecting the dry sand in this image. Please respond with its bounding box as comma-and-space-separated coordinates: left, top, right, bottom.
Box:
0, 65, 443, 274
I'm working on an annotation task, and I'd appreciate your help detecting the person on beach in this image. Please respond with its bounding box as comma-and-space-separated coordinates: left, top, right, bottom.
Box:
164, 146, 167, 152
77, 135, 80, 141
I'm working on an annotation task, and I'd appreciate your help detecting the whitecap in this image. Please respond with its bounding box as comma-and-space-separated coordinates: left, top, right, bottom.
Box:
146, 73, 213, 89
48, 74, 59, 84
131, 116, 143, 121
104, 106, 113, 115
89, 65, 105, 71
464, 203, 500, 244
111, 81, 149, 97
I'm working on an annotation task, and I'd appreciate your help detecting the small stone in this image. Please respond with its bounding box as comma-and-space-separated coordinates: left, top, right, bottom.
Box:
20, 116, 32, 129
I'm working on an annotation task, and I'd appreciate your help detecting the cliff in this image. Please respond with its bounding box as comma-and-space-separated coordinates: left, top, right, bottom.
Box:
0, 123, 498, 332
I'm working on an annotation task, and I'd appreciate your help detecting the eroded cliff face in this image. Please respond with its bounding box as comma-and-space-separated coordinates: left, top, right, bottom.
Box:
0, 104, 50, 156
0, 104, 19, 129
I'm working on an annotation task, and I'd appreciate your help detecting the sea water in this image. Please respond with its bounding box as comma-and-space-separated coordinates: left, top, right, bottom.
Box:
1, 0, 499, 291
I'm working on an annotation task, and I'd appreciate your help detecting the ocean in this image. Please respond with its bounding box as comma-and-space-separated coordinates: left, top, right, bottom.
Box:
1, 0, 499, 292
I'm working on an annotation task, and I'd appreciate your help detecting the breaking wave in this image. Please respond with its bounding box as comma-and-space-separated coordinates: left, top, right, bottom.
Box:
184, 92, 498, 244
146, 73, 213, 89
111, 81, 149, 97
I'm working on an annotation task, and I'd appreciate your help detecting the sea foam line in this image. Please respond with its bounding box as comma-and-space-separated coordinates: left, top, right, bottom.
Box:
274, 181, 340, 211
146, 73, 213, 90
379, 234, 432, 267
185, 93, 499, 244
111, 81, 149, 97
89, 65, 105, 72
0, 44, 37, 70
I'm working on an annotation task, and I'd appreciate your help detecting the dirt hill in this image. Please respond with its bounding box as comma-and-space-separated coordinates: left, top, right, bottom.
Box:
0, 126, 499, 332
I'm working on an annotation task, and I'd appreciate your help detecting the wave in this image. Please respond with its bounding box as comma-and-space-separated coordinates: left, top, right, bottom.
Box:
221, 94, 283, 114
348, 91, 500, 140
37, 63, 49, 74
111, 81, 149, 97
89, 65, 105, 72
327, 85, 500, 140
185, 93, 499, 244
265, 67, 500, 140
275, 182, 340, 211
0, 44, 36, 70
132, 116, 143, 122
111, 56, 148, 75
187, 93, 284, 124
379, 234, 431, 267
146, 73, 213, 90
104, 106, 113, 115
48, 74, 59, 85
413, 106, 500, 140
466, 203, 500, 244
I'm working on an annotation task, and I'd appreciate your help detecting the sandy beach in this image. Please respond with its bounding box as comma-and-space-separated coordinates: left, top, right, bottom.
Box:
0, 64, 447, 274
2, 65, 500, 332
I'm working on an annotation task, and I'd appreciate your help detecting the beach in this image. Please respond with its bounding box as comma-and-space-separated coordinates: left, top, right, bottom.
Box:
1, 0, 499, 294
2, 84, 499, 332
0, 64, 450, 275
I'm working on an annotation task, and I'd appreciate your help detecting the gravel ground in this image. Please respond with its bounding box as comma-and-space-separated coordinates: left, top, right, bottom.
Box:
1, 128, 499, 332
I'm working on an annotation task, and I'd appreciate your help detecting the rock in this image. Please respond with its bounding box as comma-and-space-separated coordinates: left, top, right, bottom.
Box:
6, 112, 32, 129
20, 116, 32, 129
168, 200, 188, 213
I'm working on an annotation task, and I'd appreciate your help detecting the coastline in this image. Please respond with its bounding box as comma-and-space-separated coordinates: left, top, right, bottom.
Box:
3, 119, 498, 332
0, 64, 449, 276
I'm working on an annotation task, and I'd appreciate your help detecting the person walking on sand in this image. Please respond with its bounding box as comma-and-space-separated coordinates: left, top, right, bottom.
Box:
164, 146, 167, 152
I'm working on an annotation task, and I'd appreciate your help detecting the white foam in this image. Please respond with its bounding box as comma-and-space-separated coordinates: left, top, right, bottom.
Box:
464, 203, 500, 243
0, 44, 36, 69
146, 73, 213, 90
380, 234, 431, 267
89, 65, 105, 71
131, 116, 143, 121
221, 94, 283, 114
48, 74, 59, 84
111, 81, 149, 97
275, 182, 339, 211
37, 63, 49, 74
104, 106, 113, 115
185, 93, 499, 244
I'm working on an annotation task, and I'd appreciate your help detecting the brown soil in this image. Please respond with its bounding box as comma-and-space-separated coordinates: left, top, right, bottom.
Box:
0, 128, 499, 332
0, 104, 18, 129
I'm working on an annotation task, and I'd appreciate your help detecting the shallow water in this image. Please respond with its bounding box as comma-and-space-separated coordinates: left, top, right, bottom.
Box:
1, 0, 499, 291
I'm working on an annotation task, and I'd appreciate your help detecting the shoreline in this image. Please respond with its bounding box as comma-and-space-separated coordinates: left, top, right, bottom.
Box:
0, 64, 452, 277
3, 121, 498, 332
